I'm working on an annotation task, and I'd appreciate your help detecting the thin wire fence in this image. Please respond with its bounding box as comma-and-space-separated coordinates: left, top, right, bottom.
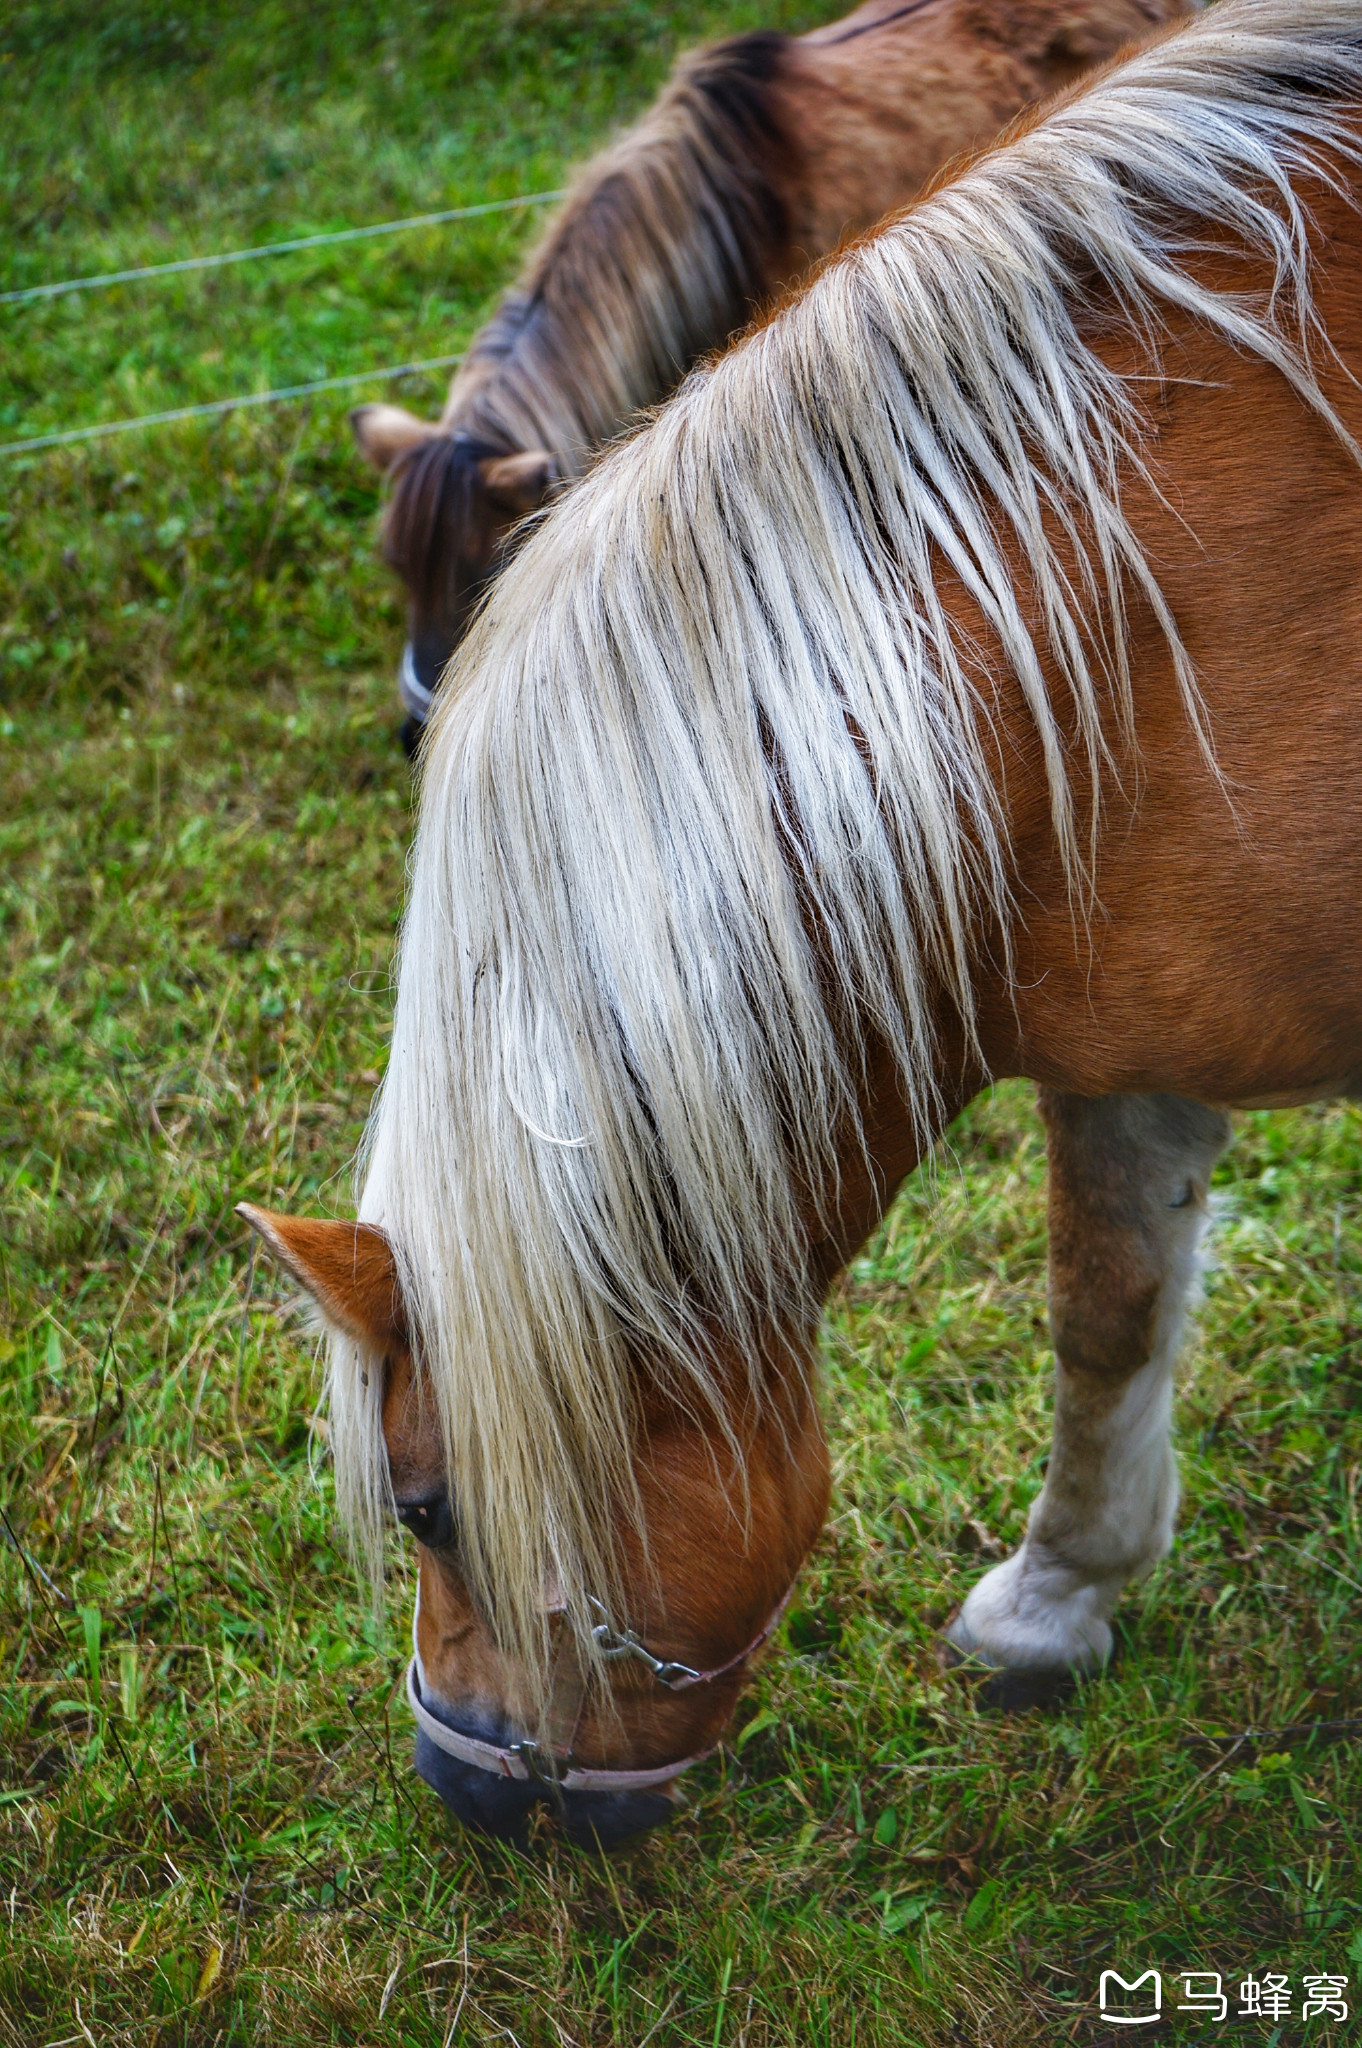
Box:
0, 186, 562, 457
0, 354, 466, 459
0, 191, 563, 306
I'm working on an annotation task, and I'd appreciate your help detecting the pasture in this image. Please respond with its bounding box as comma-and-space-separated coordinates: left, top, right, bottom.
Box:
2, 1, 1362, 2041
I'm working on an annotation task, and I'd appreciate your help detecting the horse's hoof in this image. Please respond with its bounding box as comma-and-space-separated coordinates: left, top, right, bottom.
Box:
937, 1624, 1078, 1711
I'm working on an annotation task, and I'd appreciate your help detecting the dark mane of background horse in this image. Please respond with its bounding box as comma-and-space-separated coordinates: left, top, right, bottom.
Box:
359, 0, 1191, 740
377, 33, 797, 710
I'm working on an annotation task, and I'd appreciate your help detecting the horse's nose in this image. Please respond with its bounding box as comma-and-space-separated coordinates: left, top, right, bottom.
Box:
413, 1727, 677, 1848
557, 1784, 678, 1851
413, 1727, 545, 1841
394, 1490, 457, 1550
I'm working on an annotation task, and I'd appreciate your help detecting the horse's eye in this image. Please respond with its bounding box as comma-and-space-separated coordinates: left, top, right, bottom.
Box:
394, 1492, 457, 1550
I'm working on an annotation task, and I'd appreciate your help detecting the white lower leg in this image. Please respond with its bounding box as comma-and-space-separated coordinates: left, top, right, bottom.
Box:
946, 1092, 1228, 1675
947, 1346, 1179, 1672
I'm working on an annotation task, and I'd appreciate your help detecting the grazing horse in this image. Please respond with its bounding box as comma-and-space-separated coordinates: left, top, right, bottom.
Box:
352, 0, 1191, 743
246, 0, 1362, 1847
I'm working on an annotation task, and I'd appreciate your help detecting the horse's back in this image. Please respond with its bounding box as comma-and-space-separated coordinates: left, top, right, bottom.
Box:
785, 0, 1193, 250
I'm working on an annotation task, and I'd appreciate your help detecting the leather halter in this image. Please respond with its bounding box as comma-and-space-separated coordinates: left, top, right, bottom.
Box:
406, 1583, 792, 1795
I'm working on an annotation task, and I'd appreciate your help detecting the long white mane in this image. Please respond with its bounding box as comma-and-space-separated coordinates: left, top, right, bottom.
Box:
338, 0, 1362, 1690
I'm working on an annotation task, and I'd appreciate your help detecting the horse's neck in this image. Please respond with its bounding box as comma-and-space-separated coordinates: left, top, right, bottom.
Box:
441, 36, 803, 476
949, 148, 1362, 1109
798, 1030, 981, 1303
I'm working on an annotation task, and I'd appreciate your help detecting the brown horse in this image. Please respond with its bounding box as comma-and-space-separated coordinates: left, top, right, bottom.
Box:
352, 0, 1189, 744
247, 0, 1362, 1847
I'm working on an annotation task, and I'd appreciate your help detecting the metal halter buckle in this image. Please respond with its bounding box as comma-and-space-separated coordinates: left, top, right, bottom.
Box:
508, 1739, 567, 1801
585, 1598, 702, 1691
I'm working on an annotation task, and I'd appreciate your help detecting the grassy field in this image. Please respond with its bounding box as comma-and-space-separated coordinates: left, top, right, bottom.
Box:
3, 2, 1362, 2043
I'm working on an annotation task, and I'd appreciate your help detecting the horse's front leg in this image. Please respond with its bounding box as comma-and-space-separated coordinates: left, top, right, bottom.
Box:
946, 1090, 1231, 1679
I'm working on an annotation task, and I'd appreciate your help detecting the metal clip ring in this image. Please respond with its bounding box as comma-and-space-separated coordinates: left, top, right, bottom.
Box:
589, 1617, 642, 1662
586, 1600, 701, 1688
650, 1657, 703, 1690
509, 1739, 557, 1783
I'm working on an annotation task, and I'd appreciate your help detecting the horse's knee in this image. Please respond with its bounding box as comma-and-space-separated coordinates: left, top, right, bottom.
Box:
1041, 1089, 1230, 1382
1048, 1258, 1162, 1380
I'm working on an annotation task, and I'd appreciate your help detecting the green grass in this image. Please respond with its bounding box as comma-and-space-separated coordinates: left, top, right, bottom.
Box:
2, 3, 1362, 2043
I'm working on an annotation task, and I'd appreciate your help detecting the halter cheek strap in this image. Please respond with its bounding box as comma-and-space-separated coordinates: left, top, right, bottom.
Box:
405, 1584, 792, 1794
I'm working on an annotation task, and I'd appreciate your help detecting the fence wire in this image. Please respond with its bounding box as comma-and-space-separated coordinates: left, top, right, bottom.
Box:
0, 354, 466, 459
0, 191, 563, 306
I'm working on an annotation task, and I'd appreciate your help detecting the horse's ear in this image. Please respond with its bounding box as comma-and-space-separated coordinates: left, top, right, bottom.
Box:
479, 449, 558, 517
236, 1204, 406, 1349
349, 402, 439, 474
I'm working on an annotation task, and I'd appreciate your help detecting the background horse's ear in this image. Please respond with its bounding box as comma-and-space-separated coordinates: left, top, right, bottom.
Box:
349, 402, 440, 474
479, 449, 559, 517
236, 1204, 406, 1349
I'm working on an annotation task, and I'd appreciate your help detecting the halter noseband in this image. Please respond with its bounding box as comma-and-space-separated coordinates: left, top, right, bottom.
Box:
397, 643, 436, 724
406, 1584, 792, 1795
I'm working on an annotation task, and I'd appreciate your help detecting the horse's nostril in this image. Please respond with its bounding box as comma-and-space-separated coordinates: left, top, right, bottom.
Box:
395, 1492, 456, 1549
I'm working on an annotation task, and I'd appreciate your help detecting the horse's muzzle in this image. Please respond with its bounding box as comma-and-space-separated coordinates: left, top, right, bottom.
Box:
413, 1719, 675, 1850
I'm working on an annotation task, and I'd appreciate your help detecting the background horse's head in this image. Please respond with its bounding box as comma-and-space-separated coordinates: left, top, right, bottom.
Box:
350, 407, 557, 747
239, 1204, 830, 1847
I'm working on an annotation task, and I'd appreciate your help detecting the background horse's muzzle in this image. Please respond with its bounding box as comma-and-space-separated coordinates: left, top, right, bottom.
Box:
397, 639, 455, 758
397, 640, 438, 725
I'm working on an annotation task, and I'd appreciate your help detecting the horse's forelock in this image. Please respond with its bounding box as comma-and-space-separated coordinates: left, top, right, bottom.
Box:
381, 433, 511, 611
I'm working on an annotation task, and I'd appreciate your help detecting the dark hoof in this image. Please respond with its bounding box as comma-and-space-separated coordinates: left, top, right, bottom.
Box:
938, 1630, 1080, 1712
978, 1663, 1078, 1712
399, 714, 425, 761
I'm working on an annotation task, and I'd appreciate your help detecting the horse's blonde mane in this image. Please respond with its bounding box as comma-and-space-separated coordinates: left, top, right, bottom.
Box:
341, 0, 1362, 1696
